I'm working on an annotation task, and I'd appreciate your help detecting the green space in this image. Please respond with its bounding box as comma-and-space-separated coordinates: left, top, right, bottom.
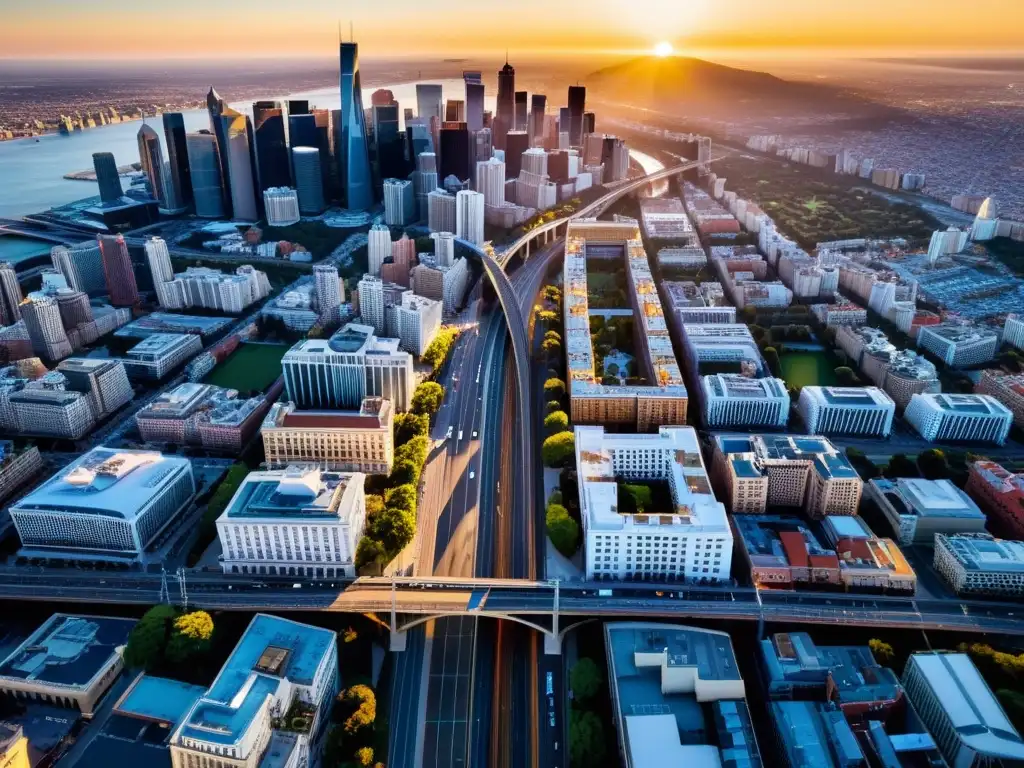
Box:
260, 220, 358, 260
779, 351, 838, 388
714, 155, 939, 249
203, 343, 288, 394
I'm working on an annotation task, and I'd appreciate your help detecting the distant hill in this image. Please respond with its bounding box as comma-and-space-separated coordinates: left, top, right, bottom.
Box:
585, 56, 875, 118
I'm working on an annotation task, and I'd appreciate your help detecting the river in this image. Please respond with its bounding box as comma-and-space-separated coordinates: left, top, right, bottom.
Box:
0, 78, 495, 220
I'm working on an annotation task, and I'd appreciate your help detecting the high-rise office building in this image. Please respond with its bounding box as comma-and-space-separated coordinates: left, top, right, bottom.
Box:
416, 83, 443, 121
97, 234, 139, 307
455, 190, 485, 246
395, 292, 442, 356
144, 237, 174, 307
0, 263, 23, 327
206, 87, 239, 217
313, 264, 344, 322
583, 111, 596, 136
57, 357, 132, 419
439, 122, 471, 183
137, 124, 168, 208
445, 100, 466, 122
50, 242, 105, 295
289, 113, 318, 154
219, 109, 260, 220
311, 109, 336, 200
559, 107, 571, 133
162, 112, 192, 208
383, 178, 415, 226
464, 73, 484, 132
91, 152, 122, 203
568, 85, 586, 146
497, 60, 515, 127
185, 131, 224, 218
357, 275, 406, 336
263, 187, 301, 226
471, 127, 492, 167
291, 147, 325, 214
476, 157, 506, 206
287, 99, 309, 116
338, 41, 374, 211
504, 131, 530, 179
530, 94, 546, 143
372, 102, 404, 184
20, 294, 73, 361
428, 189, 457, 233
282, 323, 415, 411
514, 91, 528, 131
367, 223, 391, 276
252, 101, 292, 191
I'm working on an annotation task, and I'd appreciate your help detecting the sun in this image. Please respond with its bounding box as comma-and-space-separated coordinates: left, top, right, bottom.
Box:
653, 41, 673, 57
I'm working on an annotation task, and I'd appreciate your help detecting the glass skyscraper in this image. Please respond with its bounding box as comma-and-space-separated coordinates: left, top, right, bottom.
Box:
338, 42, 373, 211
185, 131, 225, 219
137, 124, 167, 207
253, 101, 292, 191
162, 113, 193, 208
207, 87, 259, 221
92, 152, 123, 203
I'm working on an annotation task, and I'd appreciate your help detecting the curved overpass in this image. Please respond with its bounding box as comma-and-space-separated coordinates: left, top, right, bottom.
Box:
495, 154, 726, 269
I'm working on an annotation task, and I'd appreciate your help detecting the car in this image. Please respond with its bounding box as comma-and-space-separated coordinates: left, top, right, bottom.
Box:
472, 431, 478, 438
548, 713, 556, 727
469, 471, 476, 480
446, 426, 453, 439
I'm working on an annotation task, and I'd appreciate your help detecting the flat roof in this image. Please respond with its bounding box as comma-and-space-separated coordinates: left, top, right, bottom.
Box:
127, 333, 197, 355
871, 478, 984, 519
13, 448, 192, 520
118, 675, 206, 725
177, 614, 334, 746
222, 467, 363, 522
938, 533, 1024, 573
909, 652, 1024, 758
0, 614, 135, 689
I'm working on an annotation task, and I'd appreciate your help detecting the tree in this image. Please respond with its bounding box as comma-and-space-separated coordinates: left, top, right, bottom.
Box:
569, 710, 606, 767
537, 309, 557, 325
762, 346, 782, 378
365, 494, 385, 520
868, 639, 895, 664
166, 611, 214, 666
884, 453, 918, 479
124, 604, 178, 670
422, 327, 459, 374
368, 507, 415, 554
834, 366, 859, 387
543, 285, 562, 304
389, 458, 420, 488
544, 330, 562, 344
917, 448, 951, 480
547, 503, 580, 557
342, 627, 358, 644
546, 400, 563, 414
355, 747, 375, 767
393, 412, 429, 446
542, 431, 575, 468
570, 657, 603, 702
411, 382, 444, 416
544, 378, 566, 398
385, 484, 418, 516
342, 685, 377, 734
544, 410, 569, 435
355, 537, 387, 570
542, 338, 561, 357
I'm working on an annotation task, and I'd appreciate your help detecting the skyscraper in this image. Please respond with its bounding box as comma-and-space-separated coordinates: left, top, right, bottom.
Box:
51, 242, 105, 295
383, 179, 415, 226
583, 111, 596, 136
97, 234, 139, 307
145, 237, 174, 308
208, 88, 259, 220
338, 41, 374, 211
475, 157, 506, 207
252, 101, 292, 191
559, 107, 571, 134
311, 109, 336, 201
416, 84, 443, 121
497, 60, 516, 127
313, 264, 344, 322
505, 131, 530, 179
372, 103, 404, 186
292, 147, 325, 215
445, 100, 466, 123
368, 224, 392, 276
137, 124, 168, 207
514, 91, 528, 131
440, 122, 471, 183
568, 86, 586, 146
92, 152, 122, 203
530, 94, 547, 143
20, 294, 72, 361
162, 112, 193, 208
0, 263, 23, 326
464, 72, 484, 133
185, 131, 225, 219
287, 100, 309, 116
455, 190, 485, 246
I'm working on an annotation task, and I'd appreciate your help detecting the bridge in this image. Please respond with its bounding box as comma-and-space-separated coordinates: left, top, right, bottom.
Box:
494, 155, 723, 268
0, 570, 1019, 652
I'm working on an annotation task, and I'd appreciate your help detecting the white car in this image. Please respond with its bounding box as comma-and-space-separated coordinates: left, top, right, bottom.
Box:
469, 471, 476, 480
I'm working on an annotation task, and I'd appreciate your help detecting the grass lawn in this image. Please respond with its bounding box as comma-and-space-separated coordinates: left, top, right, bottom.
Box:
204, 343, 288, 393
780, 351, 838, 388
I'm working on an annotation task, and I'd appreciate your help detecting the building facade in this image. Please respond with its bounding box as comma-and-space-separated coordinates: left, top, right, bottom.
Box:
917, 323, 999, 368
904, 393, 1013, 445
701, 374, 789, 429
797, 386, 895, 437
934, 533, 1024, 597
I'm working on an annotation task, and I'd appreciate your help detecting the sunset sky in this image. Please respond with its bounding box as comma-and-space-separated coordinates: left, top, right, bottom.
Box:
4, 0, 1023, 59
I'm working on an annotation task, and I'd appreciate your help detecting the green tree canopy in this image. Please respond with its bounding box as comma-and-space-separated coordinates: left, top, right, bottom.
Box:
543, 378, 566, 398
384, 484, 418, 516
166, 611, 214, 666
546, 400, 564, 414
388, 458, 420, 488
355, 537, 387, 571
884, 454, 918, 479
544, 411, 570, 435
541, 338, 561, 357
537, 309, 557, 325
393, 412, 429, 446
355, 746, 375, 767
569, 710, 606, 767
124, 604, 178, 670
365, 494, 385, 520
868, 639, 894, 664
544, 330, 562, 344
542, 431, 575, 468
547, 503, 580, 558
368, 507, 415, 555
342, 685, 377, 734
411, 382, 445, 416
570, 657, 603, 702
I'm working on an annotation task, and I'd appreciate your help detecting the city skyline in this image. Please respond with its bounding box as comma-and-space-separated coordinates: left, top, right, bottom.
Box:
3, 0, 1024, 59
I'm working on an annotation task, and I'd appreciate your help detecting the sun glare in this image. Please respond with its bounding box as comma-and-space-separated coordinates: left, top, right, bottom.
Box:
654, 41, 673, 57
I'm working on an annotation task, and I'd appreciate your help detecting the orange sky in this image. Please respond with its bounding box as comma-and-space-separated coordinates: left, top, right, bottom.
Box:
3, 0, 1023, 58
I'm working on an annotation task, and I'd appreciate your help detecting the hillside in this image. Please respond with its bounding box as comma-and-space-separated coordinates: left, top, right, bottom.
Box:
585, 56, 876, 118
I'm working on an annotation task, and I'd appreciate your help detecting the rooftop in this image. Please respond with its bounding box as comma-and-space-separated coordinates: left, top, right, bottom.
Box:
265, 398, 392, 431
920, 322, 999, 343
13, 448, 192, 520
937, 533, 1024, 573
715, 433, 859, 481
733, 515, 839, 571
907, 652, 1024, 759
804, 386, 896, 409
222, 466, 364, 523
115, 313, 233, 339
703, 374, 788, 400
137, 383, 233, 419
126, 333, 198, 357
177, 614, 334, 747
284, 323, 404, 359
117, 674, 206, 725
870, 478, 985, 520
772, 701, 864, 767
0, 614, 135, 689
912, 393, 1011, 417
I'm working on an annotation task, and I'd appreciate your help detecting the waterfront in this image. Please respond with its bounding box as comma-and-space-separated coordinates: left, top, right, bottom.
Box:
0, 235, 52, 264
0, 79, 492, 219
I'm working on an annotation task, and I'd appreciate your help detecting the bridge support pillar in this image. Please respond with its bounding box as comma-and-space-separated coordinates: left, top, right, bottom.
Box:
543, 632, 562, 655
526, 237, 530, 259
390, 629, 408, 652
